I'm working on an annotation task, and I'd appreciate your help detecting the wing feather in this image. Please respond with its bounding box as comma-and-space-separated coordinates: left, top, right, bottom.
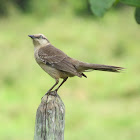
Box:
38, 44, 82, 77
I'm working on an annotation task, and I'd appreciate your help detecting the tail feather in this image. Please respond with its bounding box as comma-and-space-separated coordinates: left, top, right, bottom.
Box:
78, 62, 124, 73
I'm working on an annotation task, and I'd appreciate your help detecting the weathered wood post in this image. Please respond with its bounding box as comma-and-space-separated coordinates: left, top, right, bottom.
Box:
34, 91, 65, 140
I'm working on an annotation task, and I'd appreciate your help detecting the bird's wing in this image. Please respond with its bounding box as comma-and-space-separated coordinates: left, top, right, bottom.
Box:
38, 44, 67, 64
38, 44, 82, 77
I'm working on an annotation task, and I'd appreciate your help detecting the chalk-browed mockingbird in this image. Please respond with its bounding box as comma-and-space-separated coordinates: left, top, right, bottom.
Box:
28, 34, 123, 94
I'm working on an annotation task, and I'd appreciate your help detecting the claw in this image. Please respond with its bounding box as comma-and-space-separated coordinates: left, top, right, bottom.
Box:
41, 91, 50, 100
41, 90, 58, 100
49, 90, 58, 96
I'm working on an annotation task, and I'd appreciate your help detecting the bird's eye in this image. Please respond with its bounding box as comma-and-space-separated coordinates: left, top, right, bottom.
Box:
39, 35, 42, 39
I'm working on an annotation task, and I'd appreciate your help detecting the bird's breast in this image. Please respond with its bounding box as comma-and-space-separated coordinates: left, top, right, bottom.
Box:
39, 63, 69, 79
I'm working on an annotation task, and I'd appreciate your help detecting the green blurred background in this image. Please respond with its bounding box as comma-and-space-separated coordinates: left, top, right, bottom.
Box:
0, 0, 140, 140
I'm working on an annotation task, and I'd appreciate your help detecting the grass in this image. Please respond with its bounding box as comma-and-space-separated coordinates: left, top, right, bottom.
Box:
0, 8, 140, 140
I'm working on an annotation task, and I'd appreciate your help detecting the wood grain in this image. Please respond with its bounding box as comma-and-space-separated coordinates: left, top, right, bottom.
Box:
34, 91, 65, 140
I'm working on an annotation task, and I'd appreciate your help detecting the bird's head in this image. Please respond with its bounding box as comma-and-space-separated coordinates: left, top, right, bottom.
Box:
28, 34, 50, 47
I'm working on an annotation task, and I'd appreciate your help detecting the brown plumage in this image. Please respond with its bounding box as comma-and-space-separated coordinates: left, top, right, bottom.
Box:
29, 34, 124, 94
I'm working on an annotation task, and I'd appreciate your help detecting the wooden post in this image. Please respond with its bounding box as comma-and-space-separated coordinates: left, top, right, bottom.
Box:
34, 91, 65, 140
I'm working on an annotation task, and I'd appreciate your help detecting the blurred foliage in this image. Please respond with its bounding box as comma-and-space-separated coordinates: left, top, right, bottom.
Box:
89, 0, 116, 16
135, 7, 140, 24
14, 0, 30, 12
0, 0, 9, 16
120, 0, 140, 7
0, 0, 91, 17
67, 0, 92, 16
0, 0, 139, 23
119, 0, 140, 23
89, 0, 140, 23
0, 0, 127, 18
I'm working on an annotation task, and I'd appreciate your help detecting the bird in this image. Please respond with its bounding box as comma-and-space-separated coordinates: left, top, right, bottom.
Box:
28, 34, 124, 95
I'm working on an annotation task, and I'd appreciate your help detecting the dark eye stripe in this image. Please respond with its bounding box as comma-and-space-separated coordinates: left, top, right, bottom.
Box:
37, 35, 43, 39
37, 35, 48, 41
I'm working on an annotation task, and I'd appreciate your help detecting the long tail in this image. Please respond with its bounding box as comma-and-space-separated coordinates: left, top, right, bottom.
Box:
78, 62, 124, 73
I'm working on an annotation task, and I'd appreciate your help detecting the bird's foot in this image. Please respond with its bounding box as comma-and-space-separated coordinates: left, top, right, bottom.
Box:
49, 90, 58, 96
45, 90, 51, 96
54, 89, 58, 93
41, 91, 51, 100
41, 90, 58, 99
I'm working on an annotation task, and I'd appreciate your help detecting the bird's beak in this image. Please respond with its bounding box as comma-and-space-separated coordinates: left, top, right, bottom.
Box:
28, 35, 35, 39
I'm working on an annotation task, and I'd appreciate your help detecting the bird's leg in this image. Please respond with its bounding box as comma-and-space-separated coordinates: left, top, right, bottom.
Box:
45, 79, 59, 95
55, 77, 68, 92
